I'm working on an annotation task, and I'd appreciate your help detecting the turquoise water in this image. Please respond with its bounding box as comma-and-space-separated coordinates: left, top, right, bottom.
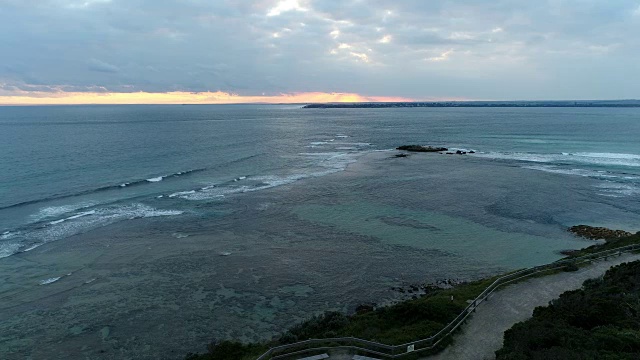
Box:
294, 202, 585, 269
1, 106, 639, 258
1, 105, 640, 359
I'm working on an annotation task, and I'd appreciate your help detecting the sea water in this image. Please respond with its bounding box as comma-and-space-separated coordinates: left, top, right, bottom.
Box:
1, 105, 640, 359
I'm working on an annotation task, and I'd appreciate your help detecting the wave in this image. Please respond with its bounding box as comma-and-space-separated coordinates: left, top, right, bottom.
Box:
522, 165, 621, 179
39, 277, 62, 285
474, 151, 640, 168
172, 151, 362, 201
30, 203, 96, 222
595, 182, 640, 198
48, 210, 97, 225
0, 168, 206, 211
0, 203, 184, 259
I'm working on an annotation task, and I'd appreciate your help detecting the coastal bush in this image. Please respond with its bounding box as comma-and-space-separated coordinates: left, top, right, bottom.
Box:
185, 341, 266, 360
185, 276, 498, 359
568, 232, 640, 257
187, 232, 640, 359
496, 260, 640, 359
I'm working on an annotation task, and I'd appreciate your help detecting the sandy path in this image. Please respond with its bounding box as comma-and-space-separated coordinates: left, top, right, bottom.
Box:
424, 253, 640, 360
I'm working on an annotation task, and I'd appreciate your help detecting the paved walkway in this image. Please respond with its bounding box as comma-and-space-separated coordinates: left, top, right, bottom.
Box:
423, 253, 640, 360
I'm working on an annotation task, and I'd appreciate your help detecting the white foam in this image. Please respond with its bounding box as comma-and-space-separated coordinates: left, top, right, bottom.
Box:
39, 277, 61, 285
1, 231, 17, 240
523, 165, 618, 179
146, 177, 164, 182
2, 204, 183, 258
337, 142, 372, 147
30, 203, 95, 222
22, 243, 40, 252
336, 134, 349, 138
575, 152, 640, 160
595, 183, 640, 197
48, 210, 97, 225
169, 190, 196, 198
0, 242, 22, 259
475, 151, 640, 167
176, 151, 363, 201
310, 141, 329, 146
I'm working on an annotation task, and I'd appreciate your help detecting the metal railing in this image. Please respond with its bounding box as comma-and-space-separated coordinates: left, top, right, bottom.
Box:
256, 243, 640, 360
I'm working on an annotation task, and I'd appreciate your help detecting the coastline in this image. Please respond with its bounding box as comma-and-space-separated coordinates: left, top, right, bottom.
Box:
188, 232, 640, 360
0, 148, 637, 359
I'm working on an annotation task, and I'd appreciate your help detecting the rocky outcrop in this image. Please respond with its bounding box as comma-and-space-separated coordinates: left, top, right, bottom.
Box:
396, 145, 448, 152
568, 225, 633, 240
355, 303, 376, 314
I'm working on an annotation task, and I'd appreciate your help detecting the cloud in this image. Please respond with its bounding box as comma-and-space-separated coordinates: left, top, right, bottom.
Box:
267, 0, 308, 17
0, 0, 639, 101
88, 59, 120, 73
427, 49, 454, 62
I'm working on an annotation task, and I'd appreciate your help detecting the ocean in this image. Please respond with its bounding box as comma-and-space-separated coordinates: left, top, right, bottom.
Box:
1, 105, 639, 359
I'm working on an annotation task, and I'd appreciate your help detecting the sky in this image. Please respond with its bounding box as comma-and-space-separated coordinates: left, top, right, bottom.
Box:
0, 0, 639, 104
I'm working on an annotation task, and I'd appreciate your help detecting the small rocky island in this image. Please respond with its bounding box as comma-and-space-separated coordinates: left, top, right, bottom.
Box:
395, 145, 476, 155
396, 145, 448, 152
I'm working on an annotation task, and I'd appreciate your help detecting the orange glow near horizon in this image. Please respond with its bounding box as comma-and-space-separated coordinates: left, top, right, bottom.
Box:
0, 90, 431, 106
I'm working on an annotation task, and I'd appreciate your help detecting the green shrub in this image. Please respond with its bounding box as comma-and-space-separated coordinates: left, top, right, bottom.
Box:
496, 261, 640, 359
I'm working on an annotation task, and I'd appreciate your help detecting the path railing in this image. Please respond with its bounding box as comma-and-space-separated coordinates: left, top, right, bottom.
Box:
256, 243, 640, 360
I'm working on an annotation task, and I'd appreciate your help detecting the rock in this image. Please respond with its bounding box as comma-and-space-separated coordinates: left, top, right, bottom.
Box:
355, 303, 376, 314
446, 152, 454, 155
396, 145, 448, 152
469, 150, 476, 154
394, 153, 409, 158
568, 225, 632, 241
456, 150, 466, 155
559, 249, 581, 256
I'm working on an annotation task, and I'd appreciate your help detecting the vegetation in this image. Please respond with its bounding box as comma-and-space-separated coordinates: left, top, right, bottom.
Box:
566, 232, 640, 258
188, 232, 640, 360
496, 259, 640, 359
185, 276, 499, 359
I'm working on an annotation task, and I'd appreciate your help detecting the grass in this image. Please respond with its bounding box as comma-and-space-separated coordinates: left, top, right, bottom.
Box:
565, 232, 640, 258
187, 232, 640, 360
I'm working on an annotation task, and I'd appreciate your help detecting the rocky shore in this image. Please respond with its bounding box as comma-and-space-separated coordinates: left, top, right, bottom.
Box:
395, 145, 476, 155
568, 225, 633, 240
396, 145, 448, 152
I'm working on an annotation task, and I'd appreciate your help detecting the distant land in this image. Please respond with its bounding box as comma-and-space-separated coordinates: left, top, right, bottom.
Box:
303, 100, 640, 108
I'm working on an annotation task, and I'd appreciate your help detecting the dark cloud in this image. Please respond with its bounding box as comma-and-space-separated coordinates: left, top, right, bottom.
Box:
0, 0, 639, 99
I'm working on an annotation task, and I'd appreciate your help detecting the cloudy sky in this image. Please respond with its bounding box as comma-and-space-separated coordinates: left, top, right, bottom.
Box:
1, 0, 639, 104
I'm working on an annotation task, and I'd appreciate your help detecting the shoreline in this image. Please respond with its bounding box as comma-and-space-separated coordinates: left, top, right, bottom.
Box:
187, 232, 640, 360
303, 100, 640, 109
1, 147, 638, 359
